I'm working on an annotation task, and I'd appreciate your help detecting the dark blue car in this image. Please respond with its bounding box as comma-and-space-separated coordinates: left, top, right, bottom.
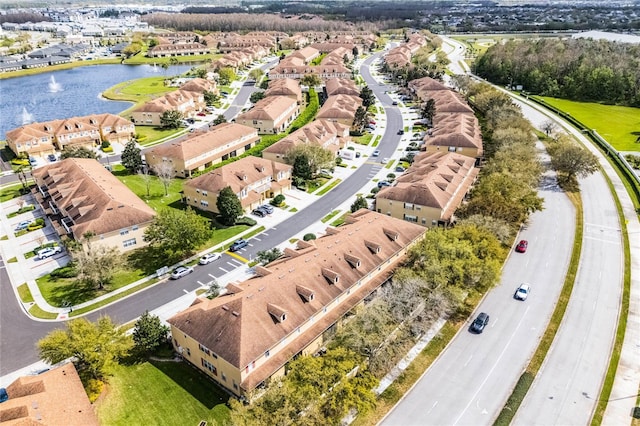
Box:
229, 239, 248, 252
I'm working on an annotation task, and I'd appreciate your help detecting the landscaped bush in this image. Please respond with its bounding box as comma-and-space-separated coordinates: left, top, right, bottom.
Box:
235, 216, 257, 226
303, 233, 316, 241
11, 158, 30, 166
625, 154, 640, 169
101, 140, 111, 149
271, 194, 285, 206
27, 218, 45, 231
102, 146, 114, 153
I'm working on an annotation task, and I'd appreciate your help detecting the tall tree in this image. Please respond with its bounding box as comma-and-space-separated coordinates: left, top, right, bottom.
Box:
548, 137, 599, 182
143, 207, 211, 256
151, 162, 174, 196
71, 232, 121, 290
133, 310, 169, 354
203, 90, 219, 106
60, 146, 98, 160
292, 154, 312, 181
38, 316, 131, 379
216, 186, 243, 226
217, 67, 236, 85
248, 68, 264, 81
285, 144, 333, 177
121, 139, 142, 173
359, 86, 375, 108
352, 106, 368, 133
350, 195, 368, 212
300, 74, 322, 87
250, 90, 265, 104
421, 98, 436, 123
213, 114, 227, 125
256, 248, 283, 265
159, 110, 183, 129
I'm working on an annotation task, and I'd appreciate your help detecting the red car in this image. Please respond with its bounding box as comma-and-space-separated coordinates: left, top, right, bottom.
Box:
515, 240, 528, 253
197, 112, 207, 117
369, 120, 377, 125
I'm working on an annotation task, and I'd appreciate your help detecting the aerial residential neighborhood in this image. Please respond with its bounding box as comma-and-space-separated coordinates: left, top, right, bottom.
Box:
0, 1, 639, 425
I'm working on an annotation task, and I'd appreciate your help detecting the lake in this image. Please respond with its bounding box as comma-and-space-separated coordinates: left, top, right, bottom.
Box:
0, 63, 193, 140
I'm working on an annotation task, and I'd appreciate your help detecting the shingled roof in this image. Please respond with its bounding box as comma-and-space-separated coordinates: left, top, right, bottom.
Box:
167, 210, 425, 385
262, 119, 348, 157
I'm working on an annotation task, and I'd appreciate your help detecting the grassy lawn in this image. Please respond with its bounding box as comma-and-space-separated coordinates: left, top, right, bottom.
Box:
322, 210, 341, 223
122, 52, 217, 65
17, 283, 34, 303
103, 76, 178, 101
135, 127, 185, 146
112, 165, 184, 211
96, 361, 231, 426
0, 184, 28, 202
540, 97, 640, 152
316, 178, 342, 196
352, 133, 373, 146
28, 304, 58, 320
7, 205, 35, 218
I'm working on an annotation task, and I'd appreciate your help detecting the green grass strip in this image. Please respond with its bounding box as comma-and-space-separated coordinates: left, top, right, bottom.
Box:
321, 210, 341, 223
7, 257, 17, 263
372, 135, 381, 147
29, 304, 58, 320
590, 169, 632, 425
384, 159, 396, 169
69, 278, 161, 317
494, 191, 583, 426
330, 212, 351, 227
17, 283, 34, 303
315, 179, 342, 196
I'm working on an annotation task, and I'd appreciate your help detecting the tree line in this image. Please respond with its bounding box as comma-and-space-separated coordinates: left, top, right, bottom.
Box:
141, 12, 377, 33
475, 38, 640, 107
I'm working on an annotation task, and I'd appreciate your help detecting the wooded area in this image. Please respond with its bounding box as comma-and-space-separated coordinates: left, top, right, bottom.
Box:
475, 38, 640, 107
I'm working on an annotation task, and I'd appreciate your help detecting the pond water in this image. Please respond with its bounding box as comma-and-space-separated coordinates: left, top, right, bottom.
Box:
0, 63, 193, 139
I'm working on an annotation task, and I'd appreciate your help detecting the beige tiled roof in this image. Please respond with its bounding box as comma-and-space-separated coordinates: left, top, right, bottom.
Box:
418, 89, 473, 114
264, 78, 302, 100
180, 78, 216, 94
145, 122, 259, 163
134, 89, 197, 113
316, 94, 362, 121
377, 151, 479, 219
184, 155, 291, 206
408, 76, 449, 93
0, 363, 98, 426
32, 158, 156, 237
236, 96, 297, 121
168, 210, 425, 378
310, 42, 356, 53
325, 78, 360, 97
424, 113, 482, 152
289, 46, 320, 63
263, 119, 348, 156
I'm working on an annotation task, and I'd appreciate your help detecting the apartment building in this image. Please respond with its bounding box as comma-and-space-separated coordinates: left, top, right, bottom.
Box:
182, 156, 292, 214
167, 209, 425, 399
32, 158, 155, 253
235, 96, 300, 135
144, 123, 260, 178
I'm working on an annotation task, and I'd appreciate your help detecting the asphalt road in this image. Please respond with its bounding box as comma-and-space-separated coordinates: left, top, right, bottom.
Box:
381, 145, 576, 425
0, 52, 406, 375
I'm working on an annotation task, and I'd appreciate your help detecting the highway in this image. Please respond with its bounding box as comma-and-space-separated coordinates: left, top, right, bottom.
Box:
0, 52, 406, 375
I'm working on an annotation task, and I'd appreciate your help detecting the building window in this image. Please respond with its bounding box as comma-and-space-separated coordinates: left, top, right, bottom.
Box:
132, 225, 139, 231
202, 191, 208, 196
185, 348, 191, 357
200, 200, 209, 207
123, 238, 137, 248
201, 358, 217, 376
120, 229, 129, 236
422, 218, 427, 225
265, 350, 270, 358
221, 372, 227, 381
199, 343, 210, 355
448, 146, 456, 152
432, 219, 437, 225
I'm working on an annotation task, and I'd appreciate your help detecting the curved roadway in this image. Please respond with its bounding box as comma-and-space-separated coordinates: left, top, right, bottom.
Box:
0, 52, 403, 375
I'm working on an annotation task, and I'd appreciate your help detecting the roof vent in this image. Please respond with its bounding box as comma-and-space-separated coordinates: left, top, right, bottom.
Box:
321, 267, 340, 284
267, 303, 287, 322
222, 305, 230, 311
232, 311, 240, 317
296, 285, 315, 302
344, 253, 361, 268
364, 240, 382, 254
383, 227, 399, 241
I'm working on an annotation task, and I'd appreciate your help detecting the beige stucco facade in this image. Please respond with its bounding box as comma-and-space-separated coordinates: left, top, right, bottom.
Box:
375, 199, 444, 227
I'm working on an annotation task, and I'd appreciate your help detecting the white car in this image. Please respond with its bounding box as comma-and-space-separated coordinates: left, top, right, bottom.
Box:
199, 252, 221, 265
170, 266, 194, 279
514, 283, 530, 301
37, 246, 62, 260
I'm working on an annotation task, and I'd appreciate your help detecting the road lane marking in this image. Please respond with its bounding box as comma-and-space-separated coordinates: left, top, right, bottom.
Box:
427, 401, 438, 414
183, 289, 190, 294
218, 267, 229, 273
197, 281, 204, 285
226, 251, 248, 263
208, 274, 217, 279
464, 355, 473, 367
253, 237, 261, 241
453, 306, 531, 426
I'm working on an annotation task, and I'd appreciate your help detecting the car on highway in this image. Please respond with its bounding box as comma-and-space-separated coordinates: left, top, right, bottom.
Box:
170, 266, 194, 279
14, 220, 33, 232
514, 283, 530, 301
515, 239, 529, 253
199, 252, 221, 265
229, 239, 249, 252
372, 149, 380, 157
260, 204, 274, 214
470, 312, 490, 333
37, 246, 62, 260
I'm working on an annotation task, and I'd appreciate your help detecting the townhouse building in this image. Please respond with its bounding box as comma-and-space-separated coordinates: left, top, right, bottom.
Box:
5, 113, 134, 159
375, 151, 479, 227
147, 43, 210, 58
325, 77, 360, 97
262, 119, 350, 164
288, 46, 320, 64
167, 209, 425, 399
144, 123, 260, 178
315, 94, 363, 126
264, 78, 303, 104
131, 89, 202, 126
235, 96, 300, 135
32, 158, 156, 253
182, 156, 292, 214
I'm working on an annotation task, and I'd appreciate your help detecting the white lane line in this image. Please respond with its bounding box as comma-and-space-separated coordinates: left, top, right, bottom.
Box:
197, 281, 204, 286
584, 222, 621, 231
464, 355, 473, 367
208, 274, 217, 279
226, 262, 236, 267
183, 289, 189, 294
453, 306, 531, 426
427, 401, 438, 414
262, 232, 269, 236
253, 237, 261, 241
583, 235, 621, 245
218, 267, 229, 273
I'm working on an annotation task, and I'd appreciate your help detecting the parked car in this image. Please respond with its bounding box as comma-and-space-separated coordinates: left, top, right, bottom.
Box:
381, 157, 389, 164
392, 101, 398, 106
14, 220, 32, 232
229, 239, 249, 252
515, 240, 528, 253
395, 166, 406, 173
377, 181, 391, 188
252, 208, 267, 217
369, 120, 377, 125
37, 246, 62, 260
372, 150, 380, 157
199, 252, 221, 265
260, 204, 274, 214
170, 266, 194, 279
28, 157, 38, 167
197, 112, 207, 117
397, 129, 404, 135
470, 312, 490, 333
514, 283, 530, 301
47, 154, 57, 162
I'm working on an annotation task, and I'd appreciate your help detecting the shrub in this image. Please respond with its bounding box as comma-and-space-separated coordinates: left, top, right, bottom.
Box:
102, 146, 114, 153
335, 157, 343, 165
272, 194, 285, 206
11, 158, 30, 166
85, 378, 104, 403
371, 187, 380, 194
303, 233, 316, 241
101, 140, 111, 149
235, 216, 258, 226
347, 146, 355, 150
